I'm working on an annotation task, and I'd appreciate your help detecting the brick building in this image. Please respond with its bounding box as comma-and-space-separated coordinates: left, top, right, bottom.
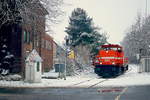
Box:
22, 3, 55, 73
2, 2, 54, 74
41, 34, 53, 72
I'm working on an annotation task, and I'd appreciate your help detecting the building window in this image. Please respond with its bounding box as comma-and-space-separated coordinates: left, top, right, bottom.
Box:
37, 62, 40, 72
27, 31, 30, 44
42, 39, 45, 48
45, 40, 52, 50
36, 40, 39, 47
24, 30, 30, 44
46, 40, 48, 49
48, 42, 52, 50
24, 31, 27, 43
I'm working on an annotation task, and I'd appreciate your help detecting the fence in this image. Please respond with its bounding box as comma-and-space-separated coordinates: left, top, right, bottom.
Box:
140, 56, 150, 72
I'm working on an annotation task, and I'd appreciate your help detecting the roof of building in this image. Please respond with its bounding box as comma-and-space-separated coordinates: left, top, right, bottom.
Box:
26, 49, 43, 62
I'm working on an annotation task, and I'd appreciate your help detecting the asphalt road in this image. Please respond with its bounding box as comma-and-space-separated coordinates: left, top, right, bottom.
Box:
0, 86, 150, 100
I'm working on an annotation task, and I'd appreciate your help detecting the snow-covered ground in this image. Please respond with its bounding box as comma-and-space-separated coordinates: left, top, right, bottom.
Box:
99, 64, 150, 87
0, 64, 150, 88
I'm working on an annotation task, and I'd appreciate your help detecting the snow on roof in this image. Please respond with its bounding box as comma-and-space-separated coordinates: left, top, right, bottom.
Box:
26, 49, 43, 62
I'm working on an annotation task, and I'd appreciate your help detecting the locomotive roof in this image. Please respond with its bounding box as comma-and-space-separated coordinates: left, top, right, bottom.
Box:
101, 44, 122, 48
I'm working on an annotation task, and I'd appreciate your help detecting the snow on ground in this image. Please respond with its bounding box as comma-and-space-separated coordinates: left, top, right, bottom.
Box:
100, 73, 150, 87
0, 64, 150, 88
42, 69, 59, 79
99, 64, 150, 87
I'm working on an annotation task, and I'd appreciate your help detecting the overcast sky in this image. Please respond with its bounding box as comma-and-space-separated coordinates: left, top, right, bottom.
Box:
51, 0, 150, 44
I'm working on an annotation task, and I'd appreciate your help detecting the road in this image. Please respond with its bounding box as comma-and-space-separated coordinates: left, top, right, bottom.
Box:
0, 86, 150, 100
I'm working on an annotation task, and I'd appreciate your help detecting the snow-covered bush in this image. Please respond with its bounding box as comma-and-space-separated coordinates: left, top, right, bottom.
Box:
0, 39, 15, 75
0, 74, 22, 81
66, 59, 75, 76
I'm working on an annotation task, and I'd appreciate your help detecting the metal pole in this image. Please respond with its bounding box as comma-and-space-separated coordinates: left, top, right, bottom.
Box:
64, 37, 69, 80
58, 57, 61, 78
64, 45, 67, 80
59, 63, 60, 78
145, 0, 148, 17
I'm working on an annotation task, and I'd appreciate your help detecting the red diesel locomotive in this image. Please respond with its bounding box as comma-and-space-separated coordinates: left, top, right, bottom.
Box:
93, 44, 128, 77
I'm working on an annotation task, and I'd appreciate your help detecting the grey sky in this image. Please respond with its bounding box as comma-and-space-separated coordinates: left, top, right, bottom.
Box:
52, 0, 149, 44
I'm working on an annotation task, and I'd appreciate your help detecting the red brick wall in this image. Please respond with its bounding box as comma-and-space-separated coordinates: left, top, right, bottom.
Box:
9, 2, 52, 76
22, 33, 54, 72
41, 34, 53, 72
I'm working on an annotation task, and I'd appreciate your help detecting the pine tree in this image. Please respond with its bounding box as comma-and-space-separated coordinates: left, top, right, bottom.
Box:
65, 8, 107, 72
90, 31, 107, 55
65, 8, 94, 46
65, 8, 107, 55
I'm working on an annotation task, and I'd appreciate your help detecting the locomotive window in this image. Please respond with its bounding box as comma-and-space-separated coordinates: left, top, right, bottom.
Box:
111, 48, 117, 50
103, 48, 109, 50
101, 47, 117, 50
101, 47, 121, 51
101, 48, 106, 50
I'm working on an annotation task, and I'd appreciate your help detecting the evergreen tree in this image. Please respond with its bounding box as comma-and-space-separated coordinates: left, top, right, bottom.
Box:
65, 8, 107, 72
65, 8, 94, 46
90, 31, 107, 55
65, 8, 107, 55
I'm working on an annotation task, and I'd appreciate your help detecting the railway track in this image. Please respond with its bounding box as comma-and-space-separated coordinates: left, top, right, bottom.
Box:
67, 78, 94, 87
87, 79, 109, 88
88, 66, 132, 88
71, 78, 94, 86
68, 78, 109, 88
67, 65, 133, 88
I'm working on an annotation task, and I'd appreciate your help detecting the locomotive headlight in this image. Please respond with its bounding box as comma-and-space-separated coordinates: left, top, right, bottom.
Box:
112, 62, 115, 65
100, 62, 102, 64
95, 60, 99, 63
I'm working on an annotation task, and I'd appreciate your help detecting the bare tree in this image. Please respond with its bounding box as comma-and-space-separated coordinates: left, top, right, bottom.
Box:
0, 0, 64, 29
121, 14, 150, 63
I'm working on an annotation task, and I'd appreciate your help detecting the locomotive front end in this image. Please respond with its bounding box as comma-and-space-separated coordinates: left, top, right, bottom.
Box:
93, 44, 128, 77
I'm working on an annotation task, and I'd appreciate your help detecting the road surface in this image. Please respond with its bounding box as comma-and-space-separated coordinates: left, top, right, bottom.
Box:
0, 85, 150, 100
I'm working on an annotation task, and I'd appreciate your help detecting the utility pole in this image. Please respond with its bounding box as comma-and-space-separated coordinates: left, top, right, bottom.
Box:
64, 36, 69, 80
145, 0, 148, 17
